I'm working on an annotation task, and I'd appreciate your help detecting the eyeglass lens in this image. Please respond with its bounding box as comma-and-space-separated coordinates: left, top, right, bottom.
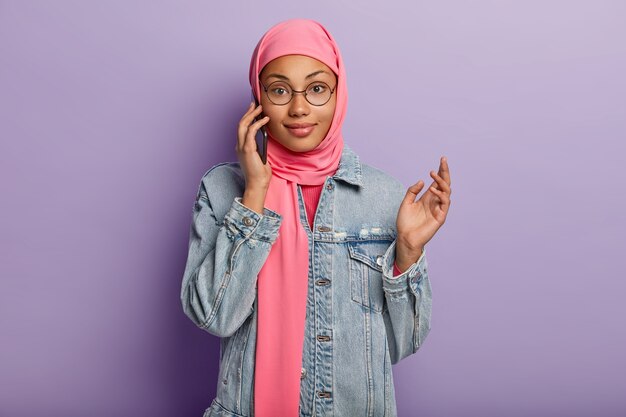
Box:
265, 81, 333, 106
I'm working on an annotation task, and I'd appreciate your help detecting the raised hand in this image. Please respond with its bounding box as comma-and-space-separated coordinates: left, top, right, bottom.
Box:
237, 102, 272, 214
395, 156, 452, 271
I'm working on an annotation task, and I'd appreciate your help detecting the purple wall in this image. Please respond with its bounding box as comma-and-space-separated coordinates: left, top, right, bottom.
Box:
1, 1, 625, 416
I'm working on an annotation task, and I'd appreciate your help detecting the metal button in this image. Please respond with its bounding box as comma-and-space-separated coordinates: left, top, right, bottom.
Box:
376, 256, 383, 266
315, 279, 330, 286
242, 216, 254, 226
326, 183, 333, 190
318, 391, 332, 399
317, 335, 331, 342
301, 368, 306, 379
317, 225, 332, 232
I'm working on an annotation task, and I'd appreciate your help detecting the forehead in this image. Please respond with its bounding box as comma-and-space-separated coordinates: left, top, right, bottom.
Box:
261, 54, 335, 79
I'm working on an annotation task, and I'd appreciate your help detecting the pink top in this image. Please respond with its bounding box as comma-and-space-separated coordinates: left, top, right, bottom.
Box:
301, 184, 404, 276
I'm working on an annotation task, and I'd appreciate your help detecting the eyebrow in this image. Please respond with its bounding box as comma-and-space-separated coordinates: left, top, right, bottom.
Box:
264, 70, 330, 81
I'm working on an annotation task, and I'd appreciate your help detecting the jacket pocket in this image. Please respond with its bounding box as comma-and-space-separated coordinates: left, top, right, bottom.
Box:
348, 240, 392, 313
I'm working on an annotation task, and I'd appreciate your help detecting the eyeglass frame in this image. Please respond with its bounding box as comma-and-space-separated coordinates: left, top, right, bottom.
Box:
258, 78, 337, 106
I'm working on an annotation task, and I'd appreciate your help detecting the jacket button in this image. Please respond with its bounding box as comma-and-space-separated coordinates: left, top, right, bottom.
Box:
242, 216, 254, 226
301, 368, 306, 379
317, 225, 332, 232
326, 183, 333, 190
376, 256, 383, 266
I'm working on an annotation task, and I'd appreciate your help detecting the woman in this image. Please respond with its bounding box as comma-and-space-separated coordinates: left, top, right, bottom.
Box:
181, 18, 451, 417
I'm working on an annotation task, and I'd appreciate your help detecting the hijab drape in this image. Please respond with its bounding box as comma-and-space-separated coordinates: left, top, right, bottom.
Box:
248, 18, 348, 416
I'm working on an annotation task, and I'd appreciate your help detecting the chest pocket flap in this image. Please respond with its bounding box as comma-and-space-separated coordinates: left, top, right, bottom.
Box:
347, 240, 391, 313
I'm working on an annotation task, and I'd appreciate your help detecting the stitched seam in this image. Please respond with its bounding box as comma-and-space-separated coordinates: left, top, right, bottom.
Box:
201, 235, 245, 330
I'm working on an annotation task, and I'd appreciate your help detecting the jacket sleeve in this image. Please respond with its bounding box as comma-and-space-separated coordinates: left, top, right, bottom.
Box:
180, 175, 282, 337
380, 238, 432, 364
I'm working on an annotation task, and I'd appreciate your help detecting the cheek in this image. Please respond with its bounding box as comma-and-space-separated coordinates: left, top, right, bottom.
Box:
322, 106, 336, 126
323, 99, 337, 124
263, 109, 283, 128
268, 117, 284, 134
317, 107, 336, 138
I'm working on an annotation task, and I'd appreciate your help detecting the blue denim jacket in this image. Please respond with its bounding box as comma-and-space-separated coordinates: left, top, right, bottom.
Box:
180, 145, 432, 417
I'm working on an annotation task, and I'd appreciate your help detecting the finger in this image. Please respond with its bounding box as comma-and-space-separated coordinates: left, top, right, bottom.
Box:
430, 170, 451, 195
243, 116, 270, 152
237, 105, 254, 149
402, 180, 425, 205
239, 102, 258, 127
246, 115, 270, 137
238, 105, 265, 145
429, 187, 450, 222
429, 185, 450, 208
248, 103, 264, 119
244, 101, 261, 116
439, 156, 451, 186
240, 104, 264, 131
238, 108, 266, 150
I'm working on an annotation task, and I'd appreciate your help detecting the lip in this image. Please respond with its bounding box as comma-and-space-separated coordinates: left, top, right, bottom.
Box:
284, 123, 316, 138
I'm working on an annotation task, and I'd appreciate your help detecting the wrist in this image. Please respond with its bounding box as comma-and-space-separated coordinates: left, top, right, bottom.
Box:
242, 187, 268, 215
397, 234, 424, 254
245, 180, 270, 193
395, 238, 424, 273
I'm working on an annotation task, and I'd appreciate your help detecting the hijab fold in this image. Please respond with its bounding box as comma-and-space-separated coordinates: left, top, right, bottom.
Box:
249, 19, 348, 417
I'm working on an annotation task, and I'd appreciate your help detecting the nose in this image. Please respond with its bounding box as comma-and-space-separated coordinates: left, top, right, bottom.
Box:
288, 91, 310, 118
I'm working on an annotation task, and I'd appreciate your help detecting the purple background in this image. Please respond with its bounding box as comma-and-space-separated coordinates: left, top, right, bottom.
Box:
1, 1, 625, 416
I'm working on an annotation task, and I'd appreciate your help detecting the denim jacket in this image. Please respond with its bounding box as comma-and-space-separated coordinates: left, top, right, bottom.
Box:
180, 144, 432, 417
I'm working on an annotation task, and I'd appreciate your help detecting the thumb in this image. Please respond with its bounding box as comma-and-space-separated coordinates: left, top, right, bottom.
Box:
402, 180, 424, 205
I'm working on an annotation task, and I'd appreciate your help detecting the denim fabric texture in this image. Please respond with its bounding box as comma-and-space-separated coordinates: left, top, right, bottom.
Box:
181, 145, 432, 417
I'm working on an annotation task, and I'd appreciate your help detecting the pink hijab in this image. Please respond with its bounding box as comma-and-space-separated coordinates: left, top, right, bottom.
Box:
249, 19, 347, 416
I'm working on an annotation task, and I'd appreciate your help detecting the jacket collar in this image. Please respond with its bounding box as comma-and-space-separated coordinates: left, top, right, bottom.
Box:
332, 144, 363, 187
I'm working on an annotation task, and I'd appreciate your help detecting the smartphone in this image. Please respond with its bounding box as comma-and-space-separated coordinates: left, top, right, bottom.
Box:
251, 92, 268, 165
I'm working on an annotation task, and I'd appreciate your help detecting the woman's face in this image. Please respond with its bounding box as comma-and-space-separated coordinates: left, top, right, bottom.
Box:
259, 55, 337, 153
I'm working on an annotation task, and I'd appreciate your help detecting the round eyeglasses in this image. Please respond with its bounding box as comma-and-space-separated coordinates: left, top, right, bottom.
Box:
259, 80, 336, 106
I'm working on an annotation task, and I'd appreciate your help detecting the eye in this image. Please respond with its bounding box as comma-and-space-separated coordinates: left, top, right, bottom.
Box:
308, 83, 328, 94
271, 87, 288, 95
267, 82, 291, 96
